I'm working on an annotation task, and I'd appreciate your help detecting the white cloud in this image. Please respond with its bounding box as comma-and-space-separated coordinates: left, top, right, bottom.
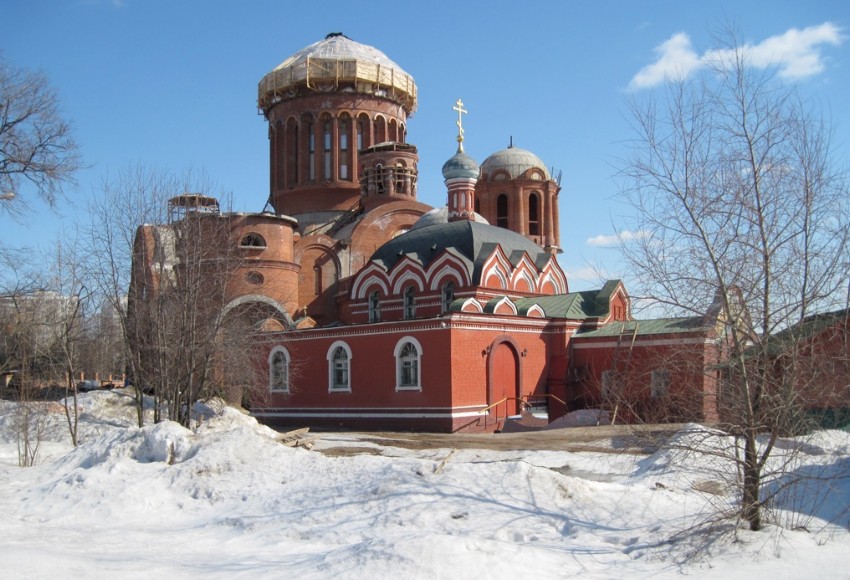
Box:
628, 32, 702, 90
628, 23, 844, 90
586, 230, 646, 247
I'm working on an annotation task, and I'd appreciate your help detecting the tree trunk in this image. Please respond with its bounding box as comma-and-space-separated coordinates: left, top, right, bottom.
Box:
742, 433, 762, 531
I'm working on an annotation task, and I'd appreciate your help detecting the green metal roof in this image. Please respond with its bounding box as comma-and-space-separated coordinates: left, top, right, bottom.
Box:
574, 317, 711, 338
513, 280, 625, 319
514, 291, 603, 319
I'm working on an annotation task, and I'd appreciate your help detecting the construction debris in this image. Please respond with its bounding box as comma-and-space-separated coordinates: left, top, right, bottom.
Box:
274, 427, 317, 450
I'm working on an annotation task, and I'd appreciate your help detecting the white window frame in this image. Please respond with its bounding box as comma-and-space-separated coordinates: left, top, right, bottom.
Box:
394, 336, 423, 391
327, 341, 352, 392
368, 290, 381, 323
441, 281, 455, 313
403, 286, 416, 319
268, 346, 290, 393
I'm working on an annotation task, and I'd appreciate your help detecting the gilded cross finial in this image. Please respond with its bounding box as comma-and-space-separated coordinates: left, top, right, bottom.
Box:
453, 98, 467, 152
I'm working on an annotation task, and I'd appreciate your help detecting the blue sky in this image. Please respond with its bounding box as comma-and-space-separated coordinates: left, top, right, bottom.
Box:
3, 0, 848, 291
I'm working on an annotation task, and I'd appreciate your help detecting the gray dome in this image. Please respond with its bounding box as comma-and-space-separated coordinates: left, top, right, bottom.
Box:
480, 146, 550, 180
410, 206, 489, 230
441, 150, 480, 180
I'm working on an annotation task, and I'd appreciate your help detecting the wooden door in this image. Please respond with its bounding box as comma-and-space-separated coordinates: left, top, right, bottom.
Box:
489, 343, 519, 418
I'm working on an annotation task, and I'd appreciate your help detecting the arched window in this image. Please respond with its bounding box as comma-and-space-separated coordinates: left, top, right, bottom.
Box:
314, 264, 323, 295
357, 113, 369, 150
286, 118, 298, 188
496, 194, 509, 228
327, 342, 351, 392
375, 116, 386, 143
375, 163, 384, 194
403, 286, 416, 319
269, 347, 290, 393
395, 162, 405, 194
339, 116, 350, 180
323, 119, 332, 179
368, 290, 381, 322
528, 192, 540, 235
307, 120, 316, 180
394, 338, 423, 390
441, 281, 455, 314
273, 121, 286, 190
240, 233, 267, 248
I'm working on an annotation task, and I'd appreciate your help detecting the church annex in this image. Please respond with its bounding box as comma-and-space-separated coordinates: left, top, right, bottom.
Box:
132, 34, 724, 432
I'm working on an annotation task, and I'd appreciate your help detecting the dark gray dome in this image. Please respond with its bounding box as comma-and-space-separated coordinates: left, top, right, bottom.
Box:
410, 206, 489, 230
370, 220, 549, 282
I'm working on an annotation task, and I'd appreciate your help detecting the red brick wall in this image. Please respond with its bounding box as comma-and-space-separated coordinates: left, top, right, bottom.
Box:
254, 315, 564, 432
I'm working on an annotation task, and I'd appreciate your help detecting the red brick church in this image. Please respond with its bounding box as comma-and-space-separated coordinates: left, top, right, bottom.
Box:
133, 34, 726, 432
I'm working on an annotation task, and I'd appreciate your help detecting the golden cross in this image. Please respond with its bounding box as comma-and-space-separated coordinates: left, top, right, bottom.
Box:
453, 98, 467, 151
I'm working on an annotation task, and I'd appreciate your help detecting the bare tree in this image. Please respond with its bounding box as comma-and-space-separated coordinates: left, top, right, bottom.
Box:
619, 36, 850, 531
87, 164, 273, 427
42, 237, 90, 447
0, 259, 46, 466
85, 165, 180, 425
0, 53, 82, 216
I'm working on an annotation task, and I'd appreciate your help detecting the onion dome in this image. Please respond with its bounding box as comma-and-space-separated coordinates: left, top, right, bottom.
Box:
441, 150, 480, 180
479, 146, 551, 181
258, 33, 417, 115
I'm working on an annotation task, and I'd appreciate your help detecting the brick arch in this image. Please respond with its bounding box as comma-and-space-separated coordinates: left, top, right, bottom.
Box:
297, 242, 341, 323
374, 115, 387, 143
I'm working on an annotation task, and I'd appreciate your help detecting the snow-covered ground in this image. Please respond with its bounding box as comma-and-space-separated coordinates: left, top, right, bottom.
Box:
0, 390, 848, 579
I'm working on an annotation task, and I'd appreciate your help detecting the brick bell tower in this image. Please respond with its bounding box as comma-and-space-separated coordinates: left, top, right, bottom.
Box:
258, 33, 418, 230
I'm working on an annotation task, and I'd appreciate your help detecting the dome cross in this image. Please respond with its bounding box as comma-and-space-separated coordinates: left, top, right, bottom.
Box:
453, 98, 468, 152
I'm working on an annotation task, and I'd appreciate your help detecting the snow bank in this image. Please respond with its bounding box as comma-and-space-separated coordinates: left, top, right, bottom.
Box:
0, 393, 848, 579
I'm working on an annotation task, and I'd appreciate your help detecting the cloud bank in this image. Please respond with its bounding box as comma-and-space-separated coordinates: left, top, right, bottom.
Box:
586, 230, 646, 247
629, 22, 843, 90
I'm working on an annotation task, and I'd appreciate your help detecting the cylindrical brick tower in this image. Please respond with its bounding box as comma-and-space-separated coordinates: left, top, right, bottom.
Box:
258, 33, 418, 231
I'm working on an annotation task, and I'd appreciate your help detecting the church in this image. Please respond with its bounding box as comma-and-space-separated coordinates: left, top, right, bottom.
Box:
133, 34, 724, 432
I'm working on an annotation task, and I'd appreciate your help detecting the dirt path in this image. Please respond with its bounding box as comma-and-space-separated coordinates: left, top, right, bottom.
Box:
314, 424, 681, 456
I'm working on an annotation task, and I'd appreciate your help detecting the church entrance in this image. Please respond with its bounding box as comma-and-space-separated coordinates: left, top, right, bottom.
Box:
488, 341, 520, 421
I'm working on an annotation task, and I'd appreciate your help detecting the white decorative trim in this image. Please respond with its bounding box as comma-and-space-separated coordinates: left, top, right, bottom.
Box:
391, 268, 426, 295
490, 296, 518, 315
525, 304, 546, 318
350, 262, 390, 299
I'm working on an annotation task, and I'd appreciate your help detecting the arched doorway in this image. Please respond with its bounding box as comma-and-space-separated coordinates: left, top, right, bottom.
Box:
488, 341, 520, 421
